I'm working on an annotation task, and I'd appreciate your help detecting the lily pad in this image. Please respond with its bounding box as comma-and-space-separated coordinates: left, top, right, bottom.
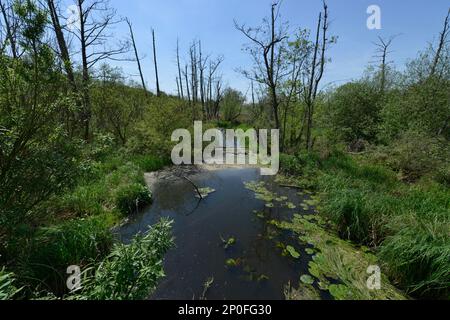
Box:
300, 274, 315, 285
285, 202, 297, 209
286, 245, 301, 259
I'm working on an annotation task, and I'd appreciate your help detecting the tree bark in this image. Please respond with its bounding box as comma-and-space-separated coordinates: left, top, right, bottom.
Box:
127, 18, 147, 94
152, 28, 161, 96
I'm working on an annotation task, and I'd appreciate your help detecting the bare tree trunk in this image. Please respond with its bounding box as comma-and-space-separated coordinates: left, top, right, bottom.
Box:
47, 0, 76, 89
177, 39, 184, 99
127, 18, 147, 94
78, 0, 91, 141
305, 2, 329, 151
0, 0, 17, 58
374, 36, 394, 93
430, 9, 450, 78
199, 41, 207, 119
152, 28, 161, 96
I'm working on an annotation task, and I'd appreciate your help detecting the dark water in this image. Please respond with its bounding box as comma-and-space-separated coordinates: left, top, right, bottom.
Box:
118, 168, 318, 300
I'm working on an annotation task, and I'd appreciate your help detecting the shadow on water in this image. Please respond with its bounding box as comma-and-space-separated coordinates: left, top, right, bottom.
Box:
118, 167, 330, 300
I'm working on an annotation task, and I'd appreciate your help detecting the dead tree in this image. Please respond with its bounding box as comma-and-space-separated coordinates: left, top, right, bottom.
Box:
235, 1, 287, 131
73, 0, 129, 141
373, 36, 395, 93
0, 0, 17, 58
176, 39, 184, 99
126, 18, 147, 94
303, 1, 330, 151
47, 0, 76, 90
152, 28, 161, 96
430, 9, 450, 77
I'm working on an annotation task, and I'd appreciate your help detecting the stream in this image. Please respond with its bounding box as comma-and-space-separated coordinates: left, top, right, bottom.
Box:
118, 166, 332, 300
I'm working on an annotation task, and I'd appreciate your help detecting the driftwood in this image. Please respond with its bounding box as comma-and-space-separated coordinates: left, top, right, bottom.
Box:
182, 176, 203, 200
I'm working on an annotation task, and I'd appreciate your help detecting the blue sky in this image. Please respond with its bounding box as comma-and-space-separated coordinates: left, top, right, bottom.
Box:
96, 0, 450, 96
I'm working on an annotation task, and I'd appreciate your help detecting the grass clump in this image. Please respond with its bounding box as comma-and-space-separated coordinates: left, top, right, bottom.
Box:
115, 183, 152, 215
22, 217, 113, 296
70, 219, 173, 300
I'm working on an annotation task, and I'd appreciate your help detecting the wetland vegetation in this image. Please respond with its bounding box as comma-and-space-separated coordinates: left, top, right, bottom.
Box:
0, 0, 449, 301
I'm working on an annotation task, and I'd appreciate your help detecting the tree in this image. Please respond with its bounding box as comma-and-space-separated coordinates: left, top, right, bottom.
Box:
47, 0, 76, 90
430, 9, 450, 78
235, 1, 287, 131
152, 28, 161, 96
302, 1, 332, 151
0, 1, 80, 233
221, 88, 245, 122
372, 36, 395, 93
72, 0, 129, 141
0, 0, 18, 58
176, 39, 184, 99
126, 18, 147, 94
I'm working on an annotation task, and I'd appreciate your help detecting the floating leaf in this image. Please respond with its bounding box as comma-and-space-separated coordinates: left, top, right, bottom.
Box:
225, 259, 240, 268
284, 202, 296, 209
300, 274, 315, 285
286, 245, 301, 259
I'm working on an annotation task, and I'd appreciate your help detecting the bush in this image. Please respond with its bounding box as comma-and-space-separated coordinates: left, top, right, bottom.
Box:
280, 154, 304, 176
115, 183, 152, 215
70, 219, 173, 300
382, 131, 447, 181
132, 155, 170, 172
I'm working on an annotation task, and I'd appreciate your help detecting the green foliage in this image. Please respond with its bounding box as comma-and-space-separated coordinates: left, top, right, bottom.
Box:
295, 152, 450, 298
221, 88, 245, 122
23, 217, 113, 295
70, 219, 173, 300
0, 2, 81, 232
0, 268, 21, 300
326, 81, 381, 144
115, 183, 152, 215
132, 155, 170, 172
371, 130, 449, 181
92, 65, 148, 145
128, 96, 192, 157
380, 77, 450, 141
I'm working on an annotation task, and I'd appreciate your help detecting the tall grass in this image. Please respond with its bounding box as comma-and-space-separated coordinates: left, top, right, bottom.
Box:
280, 151, 450, 299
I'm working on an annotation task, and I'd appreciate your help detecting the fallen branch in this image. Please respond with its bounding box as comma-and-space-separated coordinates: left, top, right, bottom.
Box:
183, 176, 203, 200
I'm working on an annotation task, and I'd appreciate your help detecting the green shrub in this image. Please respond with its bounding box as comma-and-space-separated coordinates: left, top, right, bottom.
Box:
24, 218, 113, 295
115, 183, 152, 215
280, 154, 304, 176
70, 219, 173, 300
132, 155, 170, 172
382, 131, 447, 181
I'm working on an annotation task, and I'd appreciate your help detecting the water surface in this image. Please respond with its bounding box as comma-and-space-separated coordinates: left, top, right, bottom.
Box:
118, 167, 319, 300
